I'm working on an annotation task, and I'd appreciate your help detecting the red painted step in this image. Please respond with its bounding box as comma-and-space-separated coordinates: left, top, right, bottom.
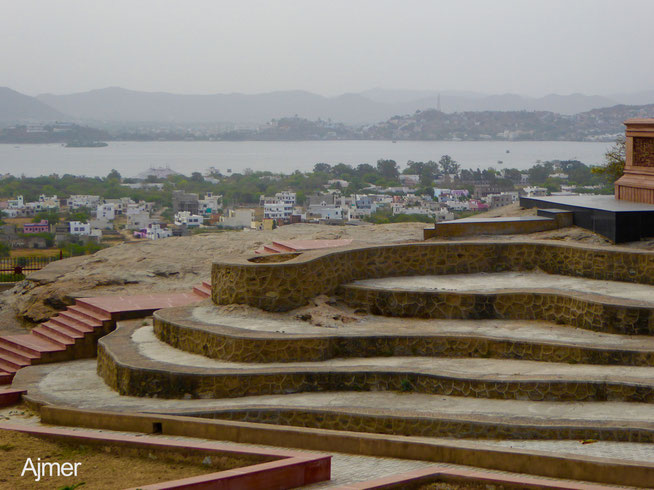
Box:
49, 315, 95, 334
0, 389, 26, 407
0, 335, 65, 356
66, 304, 111, 323
271, 241, 298, 252
32, 325, 76, 347
263, 244, 286, 254
39, 322, 84, 341
0, 341, 39, 364
0, 358, 21, 374
202, 281, 211, 289
70, 300, 113, 320
0, 372, 12, 385
193, 284, 211, 298
58, 310, 104, 329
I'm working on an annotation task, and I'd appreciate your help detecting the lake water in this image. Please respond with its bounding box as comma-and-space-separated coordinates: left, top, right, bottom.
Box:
0, 140, 612, 178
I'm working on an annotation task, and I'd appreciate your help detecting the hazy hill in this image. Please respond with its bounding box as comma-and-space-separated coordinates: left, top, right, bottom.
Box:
37, 87, 393, 125
0, 87, 67, 123
361, 89, 619, 115
36, 86, 645, 125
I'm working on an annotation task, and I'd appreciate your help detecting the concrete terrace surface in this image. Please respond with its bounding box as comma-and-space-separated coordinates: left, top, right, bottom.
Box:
352, 271, 654, 305
124, 327, 654, 384
0, 406, 433, 489
188, 305, 654, 351
14, 359, 654, 427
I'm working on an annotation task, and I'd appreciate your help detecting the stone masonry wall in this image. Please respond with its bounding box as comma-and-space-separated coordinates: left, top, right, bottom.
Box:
212, 242, 654, 312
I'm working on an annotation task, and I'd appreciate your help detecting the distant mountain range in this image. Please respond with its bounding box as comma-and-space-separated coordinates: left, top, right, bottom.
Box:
0, 87, 67, 122
2, 85, 654, 126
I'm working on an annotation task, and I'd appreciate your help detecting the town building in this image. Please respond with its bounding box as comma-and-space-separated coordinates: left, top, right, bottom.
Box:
174, 211, 204, 227
172, 190, 199, 215
22, 220, 49, 234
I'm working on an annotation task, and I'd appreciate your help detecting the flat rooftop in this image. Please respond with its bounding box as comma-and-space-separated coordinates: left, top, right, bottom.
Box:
522, 195, 654, 212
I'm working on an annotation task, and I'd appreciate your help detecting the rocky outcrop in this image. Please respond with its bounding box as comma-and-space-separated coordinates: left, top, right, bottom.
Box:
0, 223, 426, 327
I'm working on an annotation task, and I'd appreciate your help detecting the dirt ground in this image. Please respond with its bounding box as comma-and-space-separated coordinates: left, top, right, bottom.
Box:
0, 427, 254, 489
9, 249, 61, 258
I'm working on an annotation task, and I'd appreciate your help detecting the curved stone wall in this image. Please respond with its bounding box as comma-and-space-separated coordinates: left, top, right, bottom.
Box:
340, 286, 654, 336
199, 408, 654, 443
212, 241, 654, 312
153, 306, 654, 365
97, 325, 654, 403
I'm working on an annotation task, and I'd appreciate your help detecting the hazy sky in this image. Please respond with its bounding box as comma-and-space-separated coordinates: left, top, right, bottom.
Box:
3, 0, 653, 97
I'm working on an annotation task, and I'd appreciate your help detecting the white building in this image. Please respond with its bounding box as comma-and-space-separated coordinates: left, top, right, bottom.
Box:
221, 209, 255, 229
198, 192, 222, 215
27, 195, 60, 212
96, 203, 116, 220
7, 196, 24, 209
308, 205, 344, 220
146, 223, 172, 240
263, 201, 290, 220
69, 221, 91, 235
103, 198, 133, 215
174, 211, 204, 227
127, 211, 153, 230
261, 191, 296, 220
69, 195, 100, 209
275, 191, 296, 206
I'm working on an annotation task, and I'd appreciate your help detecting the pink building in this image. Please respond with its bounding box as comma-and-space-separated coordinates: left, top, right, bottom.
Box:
23, 220, 49, 234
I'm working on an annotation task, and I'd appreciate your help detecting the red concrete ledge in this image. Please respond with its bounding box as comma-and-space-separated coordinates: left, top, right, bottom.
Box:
0, 388, 26, 407
0, 423, 330, 490
334, 465, 623, 490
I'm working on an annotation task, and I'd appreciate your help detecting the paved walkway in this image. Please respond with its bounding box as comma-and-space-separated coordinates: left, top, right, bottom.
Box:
354, 271, 654, 305
0, 407, 639, 488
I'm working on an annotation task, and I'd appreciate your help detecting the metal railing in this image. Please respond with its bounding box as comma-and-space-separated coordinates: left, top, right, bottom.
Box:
0, 254, 62, 282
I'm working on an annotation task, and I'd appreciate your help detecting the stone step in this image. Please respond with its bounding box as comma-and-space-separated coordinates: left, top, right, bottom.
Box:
186, 392, 654, 443
154, 305, 654, 366
0, 388, 26, 407
40, 321, 86, 340
49, 315, 95, 335
66, 304, 112, 323
0, 352, 32, 370
192, 284, 211, 298
340, 272, 654, 336
14, 358, 654, 445
99, 323, 654, 403
271, 241, 298, 252
0, 341, 39, 364
58, 309, 104, 329
263, 244, 287, 254
73, 299, 114, 319
0, 334, 65, 357
0, 358, 20, 374
32, 325, 77, 347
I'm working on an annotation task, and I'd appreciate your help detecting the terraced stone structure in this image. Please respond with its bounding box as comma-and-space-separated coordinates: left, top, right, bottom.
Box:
69, 240, 654, 452
211, 241, 654, 311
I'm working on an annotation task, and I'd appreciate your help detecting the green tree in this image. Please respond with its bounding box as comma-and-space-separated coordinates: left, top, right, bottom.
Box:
313, 163, 332, 173
376, 159, 399, 180
438, 155, 460, 175
0, 241, 10, 258
592, 137, 626, 184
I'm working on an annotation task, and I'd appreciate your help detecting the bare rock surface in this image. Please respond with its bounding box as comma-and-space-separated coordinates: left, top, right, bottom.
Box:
0, 223, 425, 328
